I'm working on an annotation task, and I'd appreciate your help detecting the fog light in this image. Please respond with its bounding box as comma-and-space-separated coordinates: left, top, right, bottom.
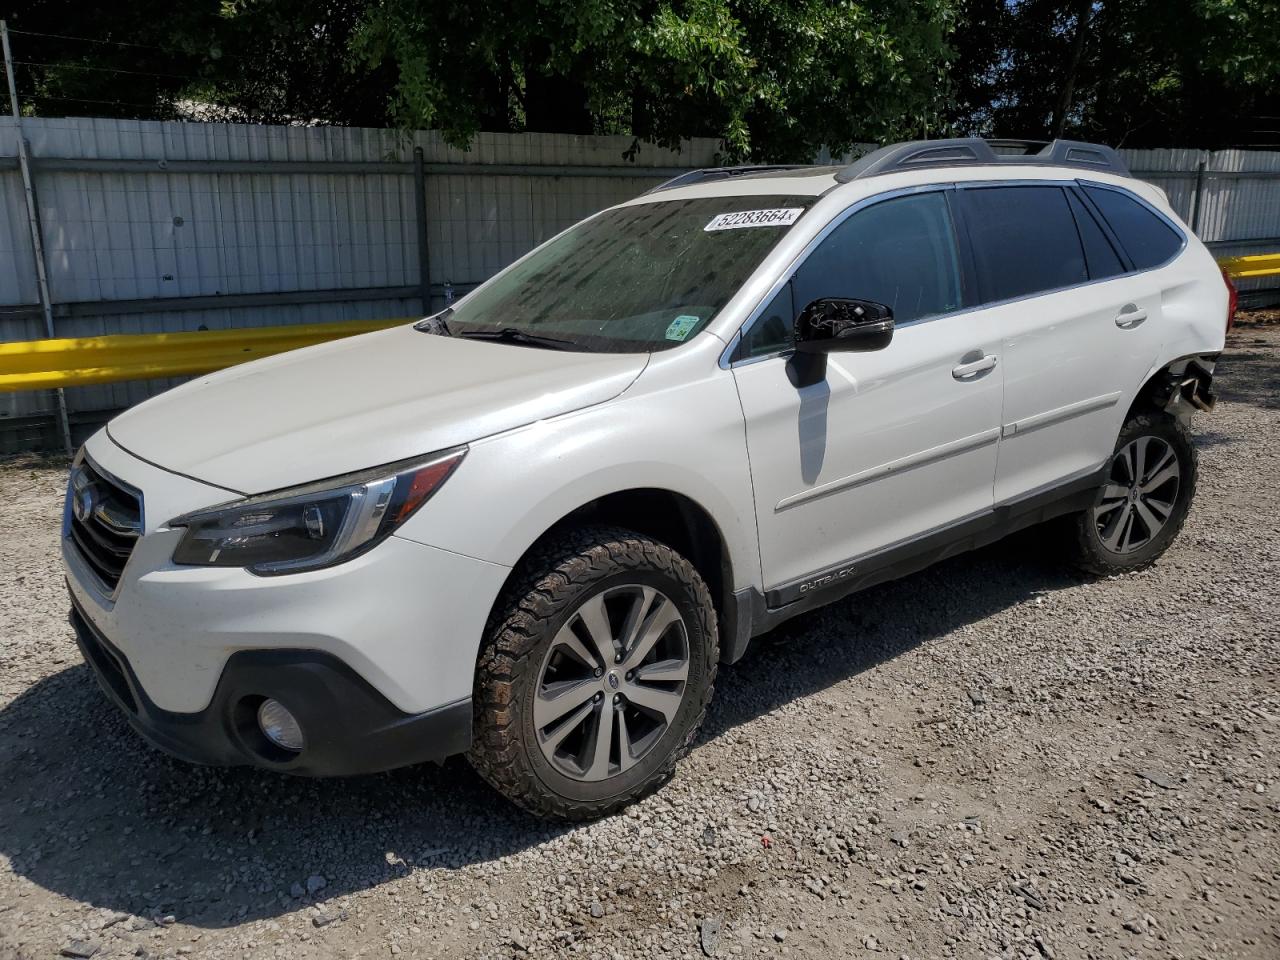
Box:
257, 698, 304, 752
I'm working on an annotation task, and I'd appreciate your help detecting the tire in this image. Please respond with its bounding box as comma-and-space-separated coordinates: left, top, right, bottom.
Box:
468, 525, 718, 820
1067, 412, 1198, 576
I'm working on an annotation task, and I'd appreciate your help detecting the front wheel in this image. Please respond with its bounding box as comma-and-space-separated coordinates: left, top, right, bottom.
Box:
468, 526, 718, 820
1067, 412, 1198, 575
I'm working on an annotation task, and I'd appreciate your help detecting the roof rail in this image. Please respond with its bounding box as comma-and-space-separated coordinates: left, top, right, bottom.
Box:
834, 138, 1130, 182
645, 165, 808, 194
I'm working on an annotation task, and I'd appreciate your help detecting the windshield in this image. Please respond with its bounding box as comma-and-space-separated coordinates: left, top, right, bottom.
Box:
436, 194, 816, 352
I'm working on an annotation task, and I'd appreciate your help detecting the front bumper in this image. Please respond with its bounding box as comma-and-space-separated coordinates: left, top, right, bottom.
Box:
71, 596, 472, 775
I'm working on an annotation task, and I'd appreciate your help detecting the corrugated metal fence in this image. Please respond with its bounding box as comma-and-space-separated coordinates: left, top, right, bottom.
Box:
1118, 146, 1280, 297
0, 118, 719, 451
2, 119, 1278, 453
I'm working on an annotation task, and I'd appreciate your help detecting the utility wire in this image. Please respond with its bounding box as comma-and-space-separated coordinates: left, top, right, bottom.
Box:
7, 27, 254, 62
27, 93, 181, 111
17, 59, 217, 84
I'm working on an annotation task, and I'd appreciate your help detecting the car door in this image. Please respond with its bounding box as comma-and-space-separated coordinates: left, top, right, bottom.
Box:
731, 188, 1004, 603
954, 182, 1168, 504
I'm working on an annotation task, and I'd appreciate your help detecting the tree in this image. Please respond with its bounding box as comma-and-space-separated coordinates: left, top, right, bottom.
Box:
946, 0, 1280, 148
348, 0, 959, 161
3, 0, 396, 126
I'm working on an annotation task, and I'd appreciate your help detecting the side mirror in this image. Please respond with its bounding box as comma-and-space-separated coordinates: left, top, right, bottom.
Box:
788, 298, 894, 387
795, 298, 894, 353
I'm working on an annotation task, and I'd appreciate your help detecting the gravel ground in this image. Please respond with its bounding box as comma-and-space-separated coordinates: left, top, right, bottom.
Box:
1, 323, 1277, 960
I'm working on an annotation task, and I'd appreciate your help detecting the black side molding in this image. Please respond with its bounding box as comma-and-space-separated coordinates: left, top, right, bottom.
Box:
737, 464, 1107, 644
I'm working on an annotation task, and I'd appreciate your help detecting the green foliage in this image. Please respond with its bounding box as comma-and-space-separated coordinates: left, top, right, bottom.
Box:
947, 0, 1280, 147
348, 0, 957, 160
4, 0, 395, 125
4, 1, 1277, 152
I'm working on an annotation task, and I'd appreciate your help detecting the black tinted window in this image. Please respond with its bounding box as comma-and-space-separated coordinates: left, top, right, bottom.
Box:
959, 185, 1086, 302
1066, 189, 1125, 279
741, 282, 795, 357
1083, 186, 1183, 270
792, 191, 962, 323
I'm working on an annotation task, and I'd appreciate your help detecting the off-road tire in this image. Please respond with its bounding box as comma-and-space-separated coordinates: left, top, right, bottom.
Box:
468, 525, 718, 820
1067, 412, 1198, 576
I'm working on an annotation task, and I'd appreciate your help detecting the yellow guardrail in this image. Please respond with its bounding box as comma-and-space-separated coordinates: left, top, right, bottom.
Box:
1, 252, 1278, 394
1218, 253, 1280, 279
0, 318, 407, 393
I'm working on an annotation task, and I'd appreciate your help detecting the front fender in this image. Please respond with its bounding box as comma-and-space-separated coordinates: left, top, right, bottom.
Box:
395, 367, 760, 595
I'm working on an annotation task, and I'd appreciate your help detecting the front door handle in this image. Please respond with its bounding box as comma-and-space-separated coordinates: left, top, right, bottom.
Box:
1115, 304, 1148, 328
952, 354, 998, 380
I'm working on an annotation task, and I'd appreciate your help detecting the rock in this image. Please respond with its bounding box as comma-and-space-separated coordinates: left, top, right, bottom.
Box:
589, 901, 604, 919
1009, 882, 1045, 910
60, 943, 101, 959
290, 882, 305, 899
1123, 918, 1148, 935
773, 930, 787, 943
747, 797, 761, 813
863, 935, 879, 951
306, 874, 327, 895
1136, 770, 1178, 790
890, 831, 909, 847
700, 916, 722, 957
967, 689, 987, 706
313, 909, 348, 928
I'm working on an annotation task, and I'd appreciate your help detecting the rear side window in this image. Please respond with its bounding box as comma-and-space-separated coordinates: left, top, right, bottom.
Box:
958, 185, 1087, 303
1066, 189, 1126, 280
791, 191, 963, 323
1083, 185, 1183, 270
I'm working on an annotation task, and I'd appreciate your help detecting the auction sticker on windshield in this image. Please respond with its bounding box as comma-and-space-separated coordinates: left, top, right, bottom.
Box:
665, 314, 701, 341
704, 208, 804, 231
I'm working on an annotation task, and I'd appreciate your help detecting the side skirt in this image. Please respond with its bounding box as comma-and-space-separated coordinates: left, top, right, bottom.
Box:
726, 463, 1107, 653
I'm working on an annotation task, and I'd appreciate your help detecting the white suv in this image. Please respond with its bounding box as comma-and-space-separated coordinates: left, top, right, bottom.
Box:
63, 139, 1230, 819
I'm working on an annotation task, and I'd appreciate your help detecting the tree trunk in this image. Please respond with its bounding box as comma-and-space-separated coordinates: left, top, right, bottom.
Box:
1050, 0, 1092, 139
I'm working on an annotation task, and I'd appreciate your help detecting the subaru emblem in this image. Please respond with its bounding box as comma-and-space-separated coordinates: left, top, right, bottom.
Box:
73, 483, 97, 523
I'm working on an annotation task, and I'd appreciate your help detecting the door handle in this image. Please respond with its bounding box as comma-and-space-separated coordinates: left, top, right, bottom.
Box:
1115, 304, 1148, 328
952, 354, 998, 380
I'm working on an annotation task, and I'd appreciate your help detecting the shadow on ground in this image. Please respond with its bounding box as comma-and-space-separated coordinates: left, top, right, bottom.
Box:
1215, 335, 1280, 411
0, 532, 1075, 928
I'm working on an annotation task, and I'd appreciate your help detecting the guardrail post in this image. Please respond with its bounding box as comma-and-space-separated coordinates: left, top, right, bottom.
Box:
2, 19, 73, 455
412, 146, 432, 315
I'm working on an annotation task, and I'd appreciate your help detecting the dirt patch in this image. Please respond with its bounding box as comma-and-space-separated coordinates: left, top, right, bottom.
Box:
1, 329, 1277, 960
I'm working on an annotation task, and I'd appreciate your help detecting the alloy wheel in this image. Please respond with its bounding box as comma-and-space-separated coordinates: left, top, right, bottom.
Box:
533, 584, 690, 782
1092, 435, 1181, 555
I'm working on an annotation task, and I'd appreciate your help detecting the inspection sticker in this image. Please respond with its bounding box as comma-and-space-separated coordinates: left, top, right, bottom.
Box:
665, 314, 701, 341
704, 207, 804, 231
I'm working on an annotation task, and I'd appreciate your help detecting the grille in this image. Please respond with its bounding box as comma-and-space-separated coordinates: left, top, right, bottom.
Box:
68, 459, 142, 592
70, 604, 139, 714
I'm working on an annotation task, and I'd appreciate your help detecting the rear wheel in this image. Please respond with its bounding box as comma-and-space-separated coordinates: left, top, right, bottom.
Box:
468, 526, 717, 820
1067, 412, 1197, 575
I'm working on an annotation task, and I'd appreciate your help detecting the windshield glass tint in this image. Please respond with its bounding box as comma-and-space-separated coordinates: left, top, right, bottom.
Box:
446, 195, 816, 352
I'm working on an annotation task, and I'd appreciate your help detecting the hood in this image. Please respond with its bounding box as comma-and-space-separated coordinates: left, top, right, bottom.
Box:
107, 324, 648, 494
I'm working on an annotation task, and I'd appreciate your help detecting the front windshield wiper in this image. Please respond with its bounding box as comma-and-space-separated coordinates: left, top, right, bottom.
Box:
456, 327, 578, 350
414, 308, 454, 336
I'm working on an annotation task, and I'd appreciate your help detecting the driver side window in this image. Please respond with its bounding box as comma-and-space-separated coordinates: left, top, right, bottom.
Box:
739, 190, 964, 359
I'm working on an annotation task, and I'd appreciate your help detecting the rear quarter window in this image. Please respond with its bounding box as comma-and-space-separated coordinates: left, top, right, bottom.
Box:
958, 185, 1087, 303
1082, 185, 1183, 270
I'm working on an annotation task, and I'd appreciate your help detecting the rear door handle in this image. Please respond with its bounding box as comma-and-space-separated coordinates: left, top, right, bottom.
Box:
1115, 304, 1148, 328
952, 354, 998, 380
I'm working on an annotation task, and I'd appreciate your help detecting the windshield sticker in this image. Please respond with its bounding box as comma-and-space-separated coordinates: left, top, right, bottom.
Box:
665, 315, 700, 341
704, 208, 804, 232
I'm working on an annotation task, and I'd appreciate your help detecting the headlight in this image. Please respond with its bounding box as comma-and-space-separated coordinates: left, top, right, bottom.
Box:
169, 448, 465, 574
